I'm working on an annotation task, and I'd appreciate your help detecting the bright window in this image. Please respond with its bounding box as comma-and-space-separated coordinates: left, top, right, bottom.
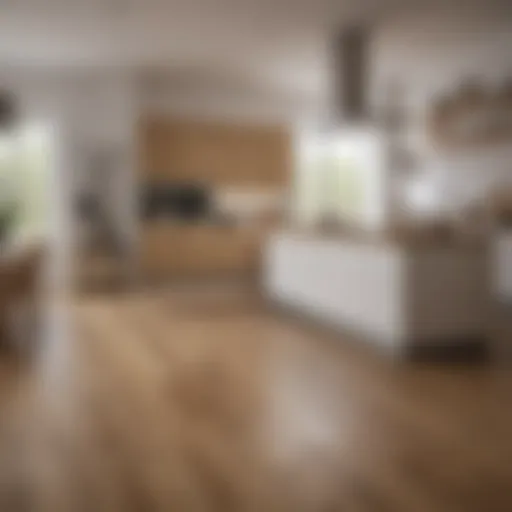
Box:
293, 128, 386, 230
0, 123, 52, 241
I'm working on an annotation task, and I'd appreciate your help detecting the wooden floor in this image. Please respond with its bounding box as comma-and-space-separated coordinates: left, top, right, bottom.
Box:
1, 286, 512, 511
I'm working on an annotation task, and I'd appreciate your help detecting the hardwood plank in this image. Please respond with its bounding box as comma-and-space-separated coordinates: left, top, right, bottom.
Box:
0, 286, 511, 511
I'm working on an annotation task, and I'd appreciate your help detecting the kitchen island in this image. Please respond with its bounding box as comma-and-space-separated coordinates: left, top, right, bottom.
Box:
264, 231, 491, 359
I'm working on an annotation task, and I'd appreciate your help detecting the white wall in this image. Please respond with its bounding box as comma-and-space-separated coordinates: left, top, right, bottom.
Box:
370, 4, 512, 216
139, 74, 315, 124
0, 69, 138, 286
371, 4, 512, 113
67, 73, 138, 250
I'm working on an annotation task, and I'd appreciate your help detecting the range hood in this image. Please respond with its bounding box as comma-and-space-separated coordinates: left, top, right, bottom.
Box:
331, 25, 369, 125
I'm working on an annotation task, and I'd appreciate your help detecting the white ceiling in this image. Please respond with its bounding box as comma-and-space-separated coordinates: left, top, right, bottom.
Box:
0, 0, 409, 93
0, 0, 510, 101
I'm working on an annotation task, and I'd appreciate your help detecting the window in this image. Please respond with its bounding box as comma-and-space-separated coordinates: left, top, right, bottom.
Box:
293, 128, 386, 230
0, 123, 52, 241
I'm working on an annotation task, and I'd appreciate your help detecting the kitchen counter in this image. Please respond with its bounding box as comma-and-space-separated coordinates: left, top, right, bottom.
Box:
264, 232, 491, 358
277, 227, 487, 250
139, 221, 269, 279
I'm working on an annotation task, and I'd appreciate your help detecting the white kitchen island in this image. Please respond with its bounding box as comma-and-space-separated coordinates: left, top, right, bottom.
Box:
264, 232, 491, 358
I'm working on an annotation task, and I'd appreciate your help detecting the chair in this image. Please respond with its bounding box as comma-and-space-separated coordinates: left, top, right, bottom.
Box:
0, 243, 44, 353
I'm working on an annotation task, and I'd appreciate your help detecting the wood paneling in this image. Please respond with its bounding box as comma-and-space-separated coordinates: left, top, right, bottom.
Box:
140, 223, 264, 279
139, 117, 291, 186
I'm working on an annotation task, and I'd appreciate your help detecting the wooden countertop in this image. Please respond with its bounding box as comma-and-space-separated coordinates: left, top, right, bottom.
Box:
272, 227, 488, 251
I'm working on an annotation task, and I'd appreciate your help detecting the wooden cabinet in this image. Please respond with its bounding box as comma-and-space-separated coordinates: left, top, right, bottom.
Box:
139, 117, 291, 186
140, 223, 264, 279
137, 115, 289, 280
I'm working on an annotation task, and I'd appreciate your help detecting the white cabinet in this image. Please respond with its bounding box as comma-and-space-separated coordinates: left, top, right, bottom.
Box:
265, 233, 490, 354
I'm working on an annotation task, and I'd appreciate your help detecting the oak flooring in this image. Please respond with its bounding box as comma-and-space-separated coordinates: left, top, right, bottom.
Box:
0, 286, 512, 511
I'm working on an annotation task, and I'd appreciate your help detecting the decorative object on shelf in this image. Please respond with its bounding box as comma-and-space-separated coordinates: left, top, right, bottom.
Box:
429, 78, 512, 149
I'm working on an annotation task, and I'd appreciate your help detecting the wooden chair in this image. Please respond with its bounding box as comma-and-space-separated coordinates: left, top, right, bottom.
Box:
0, 243, 44, 353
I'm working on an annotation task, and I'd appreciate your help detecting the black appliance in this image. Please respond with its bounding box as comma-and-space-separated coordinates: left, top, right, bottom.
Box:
142, 183, 211, 221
